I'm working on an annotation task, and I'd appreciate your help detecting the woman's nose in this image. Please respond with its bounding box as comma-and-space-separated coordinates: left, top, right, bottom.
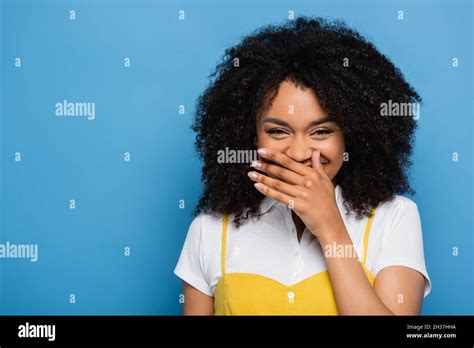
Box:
285, 140, 315, 164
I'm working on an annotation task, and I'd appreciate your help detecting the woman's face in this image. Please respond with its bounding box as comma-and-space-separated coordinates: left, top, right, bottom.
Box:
256, 80, 345, 182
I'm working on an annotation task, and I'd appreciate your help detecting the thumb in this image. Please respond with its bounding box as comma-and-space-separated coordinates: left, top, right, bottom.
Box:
311, 150, 325, 176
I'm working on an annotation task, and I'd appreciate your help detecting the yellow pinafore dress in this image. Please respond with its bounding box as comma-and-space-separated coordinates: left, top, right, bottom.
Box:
214, 207, 377, 315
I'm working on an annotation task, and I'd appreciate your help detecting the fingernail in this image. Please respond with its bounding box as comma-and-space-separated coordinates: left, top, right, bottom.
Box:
251, 160, 262, 168
254, 183, 264, 190
257, 148, 268, 156
247, 172, 258, 180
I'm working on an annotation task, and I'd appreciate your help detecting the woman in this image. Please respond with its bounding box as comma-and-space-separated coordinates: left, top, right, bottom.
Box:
174, 17, 431, 315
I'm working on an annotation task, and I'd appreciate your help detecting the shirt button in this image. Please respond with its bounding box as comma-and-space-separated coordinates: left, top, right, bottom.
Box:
294, 251, 300, 256
287, 291, 295, 299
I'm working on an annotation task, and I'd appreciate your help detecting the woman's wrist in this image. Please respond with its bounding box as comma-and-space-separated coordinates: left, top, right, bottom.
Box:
316, 211, 347, 246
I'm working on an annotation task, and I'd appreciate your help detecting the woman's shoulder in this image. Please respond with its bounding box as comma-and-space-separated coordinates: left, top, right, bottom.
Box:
186, 212, 228, 242
189, 211, 226, 228
337, 185, 419, 222
382, 193, 419, 208
375, 194, 421, 225
340, 191, 421, 231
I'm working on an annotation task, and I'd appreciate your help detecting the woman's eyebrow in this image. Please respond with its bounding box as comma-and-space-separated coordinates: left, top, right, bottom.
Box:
262, 115, 334, 129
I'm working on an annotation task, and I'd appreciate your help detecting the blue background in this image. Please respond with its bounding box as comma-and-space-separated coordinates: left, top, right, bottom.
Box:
0, 0, 472, 315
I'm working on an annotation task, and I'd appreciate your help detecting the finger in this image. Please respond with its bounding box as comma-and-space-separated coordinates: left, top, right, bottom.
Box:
253, 182, 294, 207
248, 171, 305, 198
311, 150, 329, 179
252, 160, 304, 185
257, 148, 310, 176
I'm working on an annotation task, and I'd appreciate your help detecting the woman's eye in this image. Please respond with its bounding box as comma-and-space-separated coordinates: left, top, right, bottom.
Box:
311, 129, 334, 137
266, 128, 334, 138
267, 129, 289, 136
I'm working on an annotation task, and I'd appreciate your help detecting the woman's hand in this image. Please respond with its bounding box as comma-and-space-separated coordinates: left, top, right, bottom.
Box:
247, 147, 343, 240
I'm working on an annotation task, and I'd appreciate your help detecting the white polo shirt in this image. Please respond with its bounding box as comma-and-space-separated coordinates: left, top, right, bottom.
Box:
174, 185, 432, 298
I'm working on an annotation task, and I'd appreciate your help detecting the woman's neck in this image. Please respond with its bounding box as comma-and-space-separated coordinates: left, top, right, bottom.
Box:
291, 210, 306, 243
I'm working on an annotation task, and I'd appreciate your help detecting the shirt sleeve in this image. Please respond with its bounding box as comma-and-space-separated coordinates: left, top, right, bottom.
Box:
173, 215, 214, 297
372, 198, 432, 298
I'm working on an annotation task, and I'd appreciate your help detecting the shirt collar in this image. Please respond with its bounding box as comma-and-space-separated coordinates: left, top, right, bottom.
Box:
258, 184, 343, 215
259, 195, 279, 215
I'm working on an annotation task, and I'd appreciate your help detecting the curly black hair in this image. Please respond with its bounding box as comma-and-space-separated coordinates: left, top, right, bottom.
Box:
192, 16, 421, 228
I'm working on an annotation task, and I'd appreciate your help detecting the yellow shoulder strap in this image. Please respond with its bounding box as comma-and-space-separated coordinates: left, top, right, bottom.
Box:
221, 214, 229, 275
361, 207, 377, 267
